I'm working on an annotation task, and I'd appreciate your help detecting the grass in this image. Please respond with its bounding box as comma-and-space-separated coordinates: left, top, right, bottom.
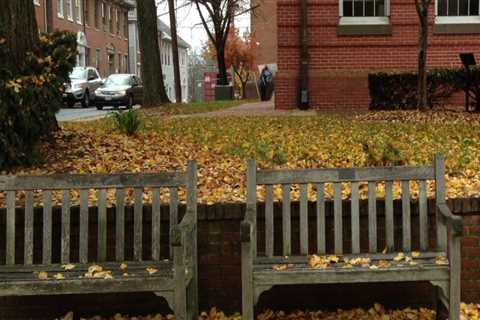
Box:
6, 111, 480, 203
142, 100, 252, 116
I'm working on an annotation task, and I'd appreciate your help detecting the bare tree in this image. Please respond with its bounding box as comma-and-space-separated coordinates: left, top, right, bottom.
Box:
168, 0, 182, 102
137, 0, 170, 107
190, 0, 254, 85
415, 0, 433, 110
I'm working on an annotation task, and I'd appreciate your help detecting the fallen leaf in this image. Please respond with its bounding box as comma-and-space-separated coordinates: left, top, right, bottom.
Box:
37, 271, 48, 280
146, 266, 158, 275
62, 263, 75, 271
54, 273, 65, 280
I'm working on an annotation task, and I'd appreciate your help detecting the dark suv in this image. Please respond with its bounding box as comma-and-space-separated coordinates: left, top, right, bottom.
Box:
63, 67, 103, 108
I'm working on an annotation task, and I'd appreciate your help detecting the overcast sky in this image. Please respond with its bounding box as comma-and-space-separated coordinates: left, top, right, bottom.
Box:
156, 1, 251, 53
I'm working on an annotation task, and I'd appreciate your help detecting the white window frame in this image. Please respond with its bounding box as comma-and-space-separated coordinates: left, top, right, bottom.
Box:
57, 0, 64, 18
76, 0, 82, 24
339, 0, 390, 25
34, 0, 41, 6
435, 0, 480, 24
66, 0, 73, 21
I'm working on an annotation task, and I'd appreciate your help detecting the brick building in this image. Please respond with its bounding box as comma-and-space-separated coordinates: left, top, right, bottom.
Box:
34, 0, 134, 78
265, 0, 480, 110
251, 0, 277, 66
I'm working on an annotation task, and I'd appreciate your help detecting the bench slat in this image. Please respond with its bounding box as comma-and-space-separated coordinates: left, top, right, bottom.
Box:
265, 185, 274, 258
61, 190, 70, 264
316, 183, 325, 254
299, 184, 308, 255
282, 184, 291, 256
334, 183, 342, 254
6, 191, 15, 265
385, 181, 394, 251
351, 182, 360, 254
42, 190, 53, 265
0, 173, 187, 191
152, 188, 161, 261
116, 189, 125, 261
402, 181, 411, 252
419, 180, 428, 251
256, 166, 434, 185
24, 191, 34, 265
79, 189, 89, 263
97, 189, 107, 262
435, 155, 447, 251
134, 188, 143, 261
368, 182, 377, 253
169, 187, 178, 259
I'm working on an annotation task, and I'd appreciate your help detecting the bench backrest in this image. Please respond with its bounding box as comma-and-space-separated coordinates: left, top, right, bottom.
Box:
247, 155, 447, 257
0, 161, 197, 265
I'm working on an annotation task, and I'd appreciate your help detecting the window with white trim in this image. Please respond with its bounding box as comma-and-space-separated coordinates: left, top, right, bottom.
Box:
339, 0, 390, 24
57, 0, 64, 18
437, 0, 479, 16
76, 0, 82, 24
66, 0, 73, 20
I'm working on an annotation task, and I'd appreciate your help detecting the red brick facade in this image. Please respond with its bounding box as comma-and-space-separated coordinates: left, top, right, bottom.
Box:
251, 0, 277, 66
34, 0, 132, 78
275, 0, 480, 110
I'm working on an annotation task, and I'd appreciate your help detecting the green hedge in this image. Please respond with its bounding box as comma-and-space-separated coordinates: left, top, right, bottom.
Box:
0, 31, 77, 169
368, 68, 479, 110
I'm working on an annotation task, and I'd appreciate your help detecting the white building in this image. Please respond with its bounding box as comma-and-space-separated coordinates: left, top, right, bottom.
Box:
128, 3, 190, 102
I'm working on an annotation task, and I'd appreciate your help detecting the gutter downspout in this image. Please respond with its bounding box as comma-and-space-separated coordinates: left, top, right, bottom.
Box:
298, 0, 309, 110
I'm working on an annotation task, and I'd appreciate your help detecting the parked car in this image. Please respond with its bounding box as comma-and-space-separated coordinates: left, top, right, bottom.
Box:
94, 74, 143, 110
63, 67, 103, 108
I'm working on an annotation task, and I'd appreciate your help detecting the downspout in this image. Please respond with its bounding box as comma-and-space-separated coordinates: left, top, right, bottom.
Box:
298, 0, 309, 110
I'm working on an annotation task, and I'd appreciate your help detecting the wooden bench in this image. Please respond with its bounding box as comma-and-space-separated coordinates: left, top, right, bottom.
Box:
241, 155, 463, 320
0, 161, 198, 320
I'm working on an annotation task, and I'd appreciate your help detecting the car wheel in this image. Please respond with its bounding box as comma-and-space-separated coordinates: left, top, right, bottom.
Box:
81, 91, 90, 108
127, 94, 134, 109
96, 104, 103, 110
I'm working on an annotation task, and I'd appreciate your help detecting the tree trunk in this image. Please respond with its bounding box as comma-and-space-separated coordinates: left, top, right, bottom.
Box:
416, 1, 429, 111
216, 46, 228, 85
137, 0, 169, 107
0, 0, 39, 73
168, 0, 182, 103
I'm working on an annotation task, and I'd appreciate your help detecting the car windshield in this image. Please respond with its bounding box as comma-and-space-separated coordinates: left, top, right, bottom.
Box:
105, 75, 131, 86
69, 68, 87, 80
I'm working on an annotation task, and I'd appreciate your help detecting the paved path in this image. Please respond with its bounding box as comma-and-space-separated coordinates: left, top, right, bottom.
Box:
174, 99, 318, 118
56, 105, 140, 122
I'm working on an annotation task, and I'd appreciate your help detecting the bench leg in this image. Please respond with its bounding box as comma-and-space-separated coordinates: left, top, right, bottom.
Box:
449, 236, 461, 320
186, 273, 198, 320
174, 246, 187, 320
242, 242, 254, 320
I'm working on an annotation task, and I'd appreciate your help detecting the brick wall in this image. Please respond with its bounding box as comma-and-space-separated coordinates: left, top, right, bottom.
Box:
276, 0, 480, 110
251, 0, 277, 66
0, 198, 479, 318
34, 0, 130, 78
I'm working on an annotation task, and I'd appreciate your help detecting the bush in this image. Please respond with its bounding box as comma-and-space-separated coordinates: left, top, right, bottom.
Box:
110, 109, 143, 136
368, 68, 466, 110
0, 31, 77, 169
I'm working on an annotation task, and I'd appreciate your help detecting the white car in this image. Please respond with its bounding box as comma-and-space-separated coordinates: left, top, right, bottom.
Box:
63, 67, 103, 108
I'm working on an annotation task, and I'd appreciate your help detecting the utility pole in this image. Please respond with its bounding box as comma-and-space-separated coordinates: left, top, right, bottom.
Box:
168, 0, 182, 103
298, 0, 309, 110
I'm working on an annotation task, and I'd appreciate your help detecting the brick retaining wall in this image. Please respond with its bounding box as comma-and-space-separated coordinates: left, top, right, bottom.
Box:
0, 198, 479, 318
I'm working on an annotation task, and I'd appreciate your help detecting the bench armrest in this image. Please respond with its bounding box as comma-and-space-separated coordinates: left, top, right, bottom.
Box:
241, 206, 256, 243
171, 209, 196, 247
437, 203, 463, 237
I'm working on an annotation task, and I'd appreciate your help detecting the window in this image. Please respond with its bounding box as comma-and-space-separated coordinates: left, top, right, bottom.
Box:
124, 12, 128, 37
85, 0, 90, 26
88, 68, 98, 80
108, 53, 115, 75
437, 0, 479, 16
118, 53, 122, 72
101, 2, 106, 28
109, 5, 113, 33
57, 0, 64, 18
95, 48, 101, 70
66, 0, 73, 20
86, 47, 90, 66
116, 9, 120, 35
94, 0, 99, 28
124, 55, 128, 73
341, 0, 388, 17
76, 0, 82, 24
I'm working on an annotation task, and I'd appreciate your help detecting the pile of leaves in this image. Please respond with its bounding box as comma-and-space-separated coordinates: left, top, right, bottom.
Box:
0, 31, 77, 169
3, 114, 480, 205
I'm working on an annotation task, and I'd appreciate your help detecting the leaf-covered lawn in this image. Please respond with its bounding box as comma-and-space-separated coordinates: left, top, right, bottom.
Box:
61, 303, 480, 319
6, 112, 480, 204
142, 100, 249, 116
